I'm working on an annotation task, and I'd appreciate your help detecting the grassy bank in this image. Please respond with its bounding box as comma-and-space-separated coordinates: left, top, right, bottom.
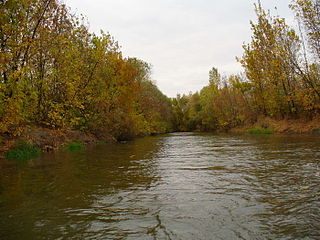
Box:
60, 142, 84, 152
5, 141, 41, 161
248, 128, 273, 134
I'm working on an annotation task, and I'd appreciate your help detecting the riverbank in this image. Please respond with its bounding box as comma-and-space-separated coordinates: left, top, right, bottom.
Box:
229, 116, 320, 134
0, 126, 117, 159
1, 117, 319, 160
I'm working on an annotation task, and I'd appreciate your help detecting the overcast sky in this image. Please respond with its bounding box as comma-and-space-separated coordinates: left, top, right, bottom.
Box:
64, 0, 294, 97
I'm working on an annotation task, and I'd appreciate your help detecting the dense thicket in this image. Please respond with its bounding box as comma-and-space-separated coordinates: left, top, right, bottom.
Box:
172, 0, 319, 132
0, 0, 173, 139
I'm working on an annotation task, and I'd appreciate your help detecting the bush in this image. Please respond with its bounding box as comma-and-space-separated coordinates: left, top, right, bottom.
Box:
5, 141, 41, 161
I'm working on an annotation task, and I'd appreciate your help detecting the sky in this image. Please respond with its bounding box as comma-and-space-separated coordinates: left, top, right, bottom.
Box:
63, 0, 295, 97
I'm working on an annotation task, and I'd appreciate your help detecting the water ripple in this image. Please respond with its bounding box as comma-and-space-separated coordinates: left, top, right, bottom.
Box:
0, 133, 319, 239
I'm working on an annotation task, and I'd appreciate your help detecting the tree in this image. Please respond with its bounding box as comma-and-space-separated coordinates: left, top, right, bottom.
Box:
0, 0, 174, 139
239, 2, 303, 117
209, 67, 221, 89
290, 0, 320, 60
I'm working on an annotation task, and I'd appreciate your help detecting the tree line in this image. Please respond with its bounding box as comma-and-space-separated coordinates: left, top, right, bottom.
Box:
0, 0, 173, 140
172, 0, 320, 132
1, 0, 319, 138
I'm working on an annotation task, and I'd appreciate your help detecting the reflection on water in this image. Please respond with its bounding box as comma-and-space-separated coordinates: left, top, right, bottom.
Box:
0, 133, 319, 239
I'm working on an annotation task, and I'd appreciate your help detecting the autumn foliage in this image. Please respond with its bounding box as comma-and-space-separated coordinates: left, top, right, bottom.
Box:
172, 1, 320, 132
0, 0, 173, 140
1, 0, 319, 138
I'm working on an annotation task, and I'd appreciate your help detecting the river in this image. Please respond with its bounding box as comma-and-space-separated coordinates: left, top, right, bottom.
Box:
0, 133, 319, 239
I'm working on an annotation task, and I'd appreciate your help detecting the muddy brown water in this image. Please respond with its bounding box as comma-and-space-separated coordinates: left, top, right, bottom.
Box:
0, 133, 319, 239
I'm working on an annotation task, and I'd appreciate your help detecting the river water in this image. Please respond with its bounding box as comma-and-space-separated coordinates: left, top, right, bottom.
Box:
0, 133, 319, 239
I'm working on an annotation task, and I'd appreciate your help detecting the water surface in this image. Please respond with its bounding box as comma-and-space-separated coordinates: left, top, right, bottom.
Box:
0, 133, 319, 239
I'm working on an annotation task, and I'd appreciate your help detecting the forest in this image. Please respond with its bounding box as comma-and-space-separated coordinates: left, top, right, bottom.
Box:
0, 0, 173, 142
172, 1, 320, 132
0, 0, 319, 147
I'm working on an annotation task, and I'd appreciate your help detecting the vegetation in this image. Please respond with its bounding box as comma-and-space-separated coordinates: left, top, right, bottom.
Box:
0, 0, 319, 151
60, 141, 83, 152
248, 128, 273, 135
0, 0, 173, 141
171, 0, 320, 133
5, 141, 41, 161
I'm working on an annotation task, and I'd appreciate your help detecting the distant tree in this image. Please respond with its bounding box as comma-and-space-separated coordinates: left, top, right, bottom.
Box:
209, 67, 221, 89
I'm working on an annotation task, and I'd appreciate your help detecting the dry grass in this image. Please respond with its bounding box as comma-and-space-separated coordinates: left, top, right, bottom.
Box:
230, 116, 320, 134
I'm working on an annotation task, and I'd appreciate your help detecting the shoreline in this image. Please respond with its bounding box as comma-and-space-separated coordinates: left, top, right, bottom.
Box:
228, 116, 320, 135
0, 126, 117, 160
1, 117, 319, 161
